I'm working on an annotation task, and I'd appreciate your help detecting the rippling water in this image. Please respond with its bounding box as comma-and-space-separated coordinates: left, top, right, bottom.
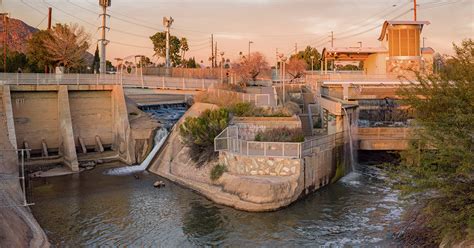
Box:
30, 105, 404, 246
30, 163, 404, 247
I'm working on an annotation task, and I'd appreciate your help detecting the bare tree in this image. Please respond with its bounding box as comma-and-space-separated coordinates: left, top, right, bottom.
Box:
231, 52, 270, 86
43, 23, 90, 71
286, 57, 307, 82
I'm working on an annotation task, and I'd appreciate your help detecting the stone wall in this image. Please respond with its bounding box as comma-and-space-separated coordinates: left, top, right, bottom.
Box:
220, 151, 301, 176
232, 116, 302, 140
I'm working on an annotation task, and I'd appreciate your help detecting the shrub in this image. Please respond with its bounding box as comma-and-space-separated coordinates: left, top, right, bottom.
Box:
210, 164, 227, 181
254, 127, 304, 142
179, 108, 229, 166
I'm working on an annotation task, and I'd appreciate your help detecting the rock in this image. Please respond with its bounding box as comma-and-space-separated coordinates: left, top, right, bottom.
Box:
153, 180, 165, 188
96, 159, 104, 164
85, 166, 94, 170
133, 174, 140, 180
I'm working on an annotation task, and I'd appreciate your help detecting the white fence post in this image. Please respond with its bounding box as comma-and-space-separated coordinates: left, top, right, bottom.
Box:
76, 74, 79, 86
36, 73, 39, 86
162, 76, 165, 89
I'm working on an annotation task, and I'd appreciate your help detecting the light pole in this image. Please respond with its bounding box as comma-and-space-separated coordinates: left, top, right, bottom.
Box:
220, 51, 225, 84
281, 56, 287, 105
248, 41, 253, 59
310, 55, 315, 75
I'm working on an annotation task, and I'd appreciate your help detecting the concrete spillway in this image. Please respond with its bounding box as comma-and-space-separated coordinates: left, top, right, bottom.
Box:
104, 128, 169, 176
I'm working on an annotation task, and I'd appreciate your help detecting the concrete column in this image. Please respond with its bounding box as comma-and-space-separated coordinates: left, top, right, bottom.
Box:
111, 85, 135, 164
342, 85, 349, 101
58, 86, 79, 171
2, 86, 17, 149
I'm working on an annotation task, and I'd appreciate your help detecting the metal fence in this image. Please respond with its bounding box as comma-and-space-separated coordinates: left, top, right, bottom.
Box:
0, 73, 218, 90
357, 127, 411, 140
215, 126, 346, 158
206, 88, 273, 107
0, 149, 33, 208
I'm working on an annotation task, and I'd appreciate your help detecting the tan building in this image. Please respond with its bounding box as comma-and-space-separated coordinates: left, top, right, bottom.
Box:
321, 20, 434, 75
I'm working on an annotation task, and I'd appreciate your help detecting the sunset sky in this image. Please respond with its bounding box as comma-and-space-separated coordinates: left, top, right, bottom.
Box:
4, 0, 473, 66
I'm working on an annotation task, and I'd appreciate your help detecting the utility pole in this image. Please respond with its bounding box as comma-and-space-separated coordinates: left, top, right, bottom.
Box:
275, 48, 279, 81
163, 16, 174, 68
248, 40, 253, 59
413, 0, 417, 21
211, 34, 214, 68
99, 0, 111, 75
330, 31, 334, 48
47, 7, 52, 30
1, 13, 8, 73
422, 37, 426, 48
214, 42, 217, 68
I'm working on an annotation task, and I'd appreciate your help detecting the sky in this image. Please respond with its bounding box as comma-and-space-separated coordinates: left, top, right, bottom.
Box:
3, 0, 473, 66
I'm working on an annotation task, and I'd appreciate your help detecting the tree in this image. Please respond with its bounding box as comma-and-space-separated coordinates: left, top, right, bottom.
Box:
26, 30, 53, 73
285, 57, 307, 81
180, 37, 189, 65
394, 39, 474, 245
43, 23, 90, 71
150, 32, 183, 66
92, 44, 100, 73
0, 51, 32, 72
291, 46, 321, 70
231, 52, 270, 85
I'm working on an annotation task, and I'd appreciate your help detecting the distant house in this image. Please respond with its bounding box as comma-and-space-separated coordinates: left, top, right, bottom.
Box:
321, 20, 434, 75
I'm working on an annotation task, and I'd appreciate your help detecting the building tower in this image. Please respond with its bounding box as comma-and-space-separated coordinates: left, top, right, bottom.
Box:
99, 0, 111, 74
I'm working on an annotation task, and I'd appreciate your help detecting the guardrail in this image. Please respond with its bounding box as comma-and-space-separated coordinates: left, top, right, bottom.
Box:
306, 72, 416, 83
207, 88, 274, 107
357, 127, 411, 140
215, 126, 346, 158
0, 73, 218, 90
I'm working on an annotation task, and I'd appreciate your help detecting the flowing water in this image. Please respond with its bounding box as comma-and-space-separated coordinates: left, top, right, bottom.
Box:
29, 105, 405, 247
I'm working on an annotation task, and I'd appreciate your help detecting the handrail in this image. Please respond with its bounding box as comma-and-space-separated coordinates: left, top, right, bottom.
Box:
215, 126, 346, 158
0, 73, 218, 90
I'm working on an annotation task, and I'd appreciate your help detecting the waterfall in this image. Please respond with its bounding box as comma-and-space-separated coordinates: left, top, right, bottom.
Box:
104, 128, 169, 176
342, 107, 355, 172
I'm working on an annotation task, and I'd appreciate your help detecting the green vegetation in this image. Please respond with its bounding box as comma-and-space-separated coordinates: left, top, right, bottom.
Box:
393, 39, 474, 245
149, 32, 190, 67
254, 127, 304, 142
210, 164, 227, 181
290, 46, 321, 70
179, 108, 230, 166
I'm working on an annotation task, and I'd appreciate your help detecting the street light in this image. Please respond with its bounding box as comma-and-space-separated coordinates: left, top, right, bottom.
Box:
248, 41, 253, 59
310, 55, 315, 75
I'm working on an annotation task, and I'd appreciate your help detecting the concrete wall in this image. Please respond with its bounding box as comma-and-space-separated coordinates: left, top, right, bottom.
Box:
11, 91, 59, 150
5, 85, 134, 171
220, 152, 301, 176
364, 52, 388, 74
69, 91, 113, 147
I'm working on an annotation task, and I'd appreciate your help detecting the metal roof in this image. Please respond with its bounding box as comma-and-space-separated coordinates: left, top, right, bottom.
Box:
378, 20, 430, 41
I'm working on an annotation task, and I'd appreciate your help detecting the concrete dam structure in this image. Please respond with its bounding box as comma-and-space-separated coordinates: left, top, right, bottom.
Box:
1, 85, 134, 171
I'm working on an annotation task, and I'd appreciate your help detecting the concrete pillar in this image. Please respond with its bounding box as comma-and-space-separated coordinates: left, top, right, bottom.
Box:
342, 85, 349, 101
2, 86, 17, 149
111, 85, 135, 164
58, 86, 79, 171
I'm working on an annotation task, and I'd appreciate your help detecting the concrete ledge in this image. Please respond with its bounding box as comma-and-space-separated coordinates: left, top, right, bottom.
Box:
359, 139, 409, 150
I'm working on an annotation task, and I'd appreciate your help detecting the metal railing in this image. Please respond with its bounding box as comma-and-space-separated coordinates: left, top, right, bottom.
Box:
357, 127, 411, 140
0, 149, 33, 208
207, 88, 274, 107
215, 126, 346, 158
306, 72, 416, 83
0, 73, 218, 90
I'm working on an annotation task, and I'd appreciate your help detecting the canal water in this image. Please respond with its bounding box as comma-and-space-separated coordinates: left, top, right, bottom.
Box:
30, 105, 405, 247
